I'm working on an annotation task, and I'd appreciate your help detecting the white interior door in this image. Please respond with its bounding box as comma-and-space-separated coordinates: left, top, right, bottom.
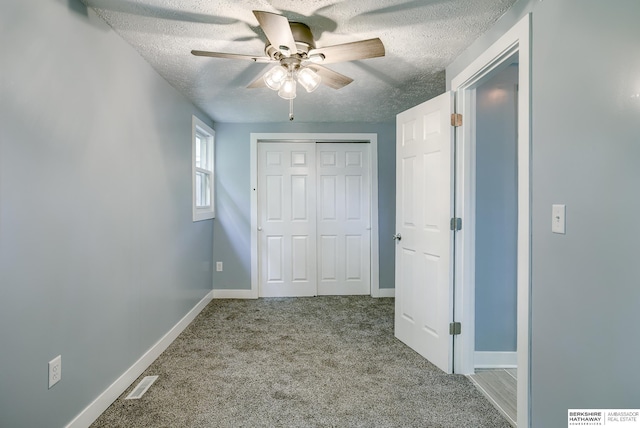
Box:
316, 143, 371, 295
394, 91, 454, 373
258, 142, 317, 297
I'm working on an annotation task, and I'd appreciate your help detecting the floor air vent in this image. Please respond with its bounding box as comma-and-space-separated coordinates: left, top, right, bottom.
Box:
125, 375, 158, 400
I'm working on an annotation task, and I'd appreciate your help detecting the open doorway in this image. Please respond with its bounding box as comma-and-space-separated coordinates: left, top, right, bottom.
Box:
467, 61, 519, 426
450, 14, 531, 428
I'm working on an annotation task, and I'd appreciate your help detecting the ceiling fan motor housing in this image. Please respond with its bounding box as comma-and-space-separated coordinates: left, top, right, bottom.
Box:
265, 22, 316, 59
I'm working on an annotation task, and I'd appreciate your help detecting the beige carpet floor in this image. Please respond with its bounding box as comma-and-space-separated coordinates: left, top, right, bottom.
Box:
91, 296, 511, 427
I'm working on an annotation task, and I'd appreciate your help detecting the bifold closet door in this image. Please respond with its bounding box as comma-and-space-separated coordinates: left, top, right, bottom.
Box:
258, 142, 317, 297
258, 141, 371, 297
316, 143, 371, 295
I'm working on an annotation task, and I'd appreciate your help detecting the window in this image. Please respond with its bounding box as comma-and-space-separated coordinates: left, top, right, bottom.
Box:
192, 116, 215, 221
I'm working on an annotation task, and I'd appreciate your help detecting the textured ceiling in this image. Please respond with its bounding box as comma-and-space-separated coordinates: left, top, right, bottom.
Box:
82, 0, 517, 123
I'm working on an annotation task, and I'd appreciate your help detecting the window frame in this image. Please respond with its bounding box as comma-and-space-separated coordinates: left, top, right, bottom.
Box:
192, 115, 215, 222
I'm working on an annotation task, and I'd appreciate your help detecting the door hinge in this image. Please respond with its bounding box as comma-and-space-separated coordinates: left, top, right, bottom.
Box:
449, 322, 462, 335
450, 217, 462, 231
451, 113, 463, 127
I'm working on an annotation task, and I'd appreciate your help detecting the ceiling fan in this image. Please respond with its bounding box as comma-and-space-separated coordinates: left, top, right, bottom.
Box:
191, 10, 385, 120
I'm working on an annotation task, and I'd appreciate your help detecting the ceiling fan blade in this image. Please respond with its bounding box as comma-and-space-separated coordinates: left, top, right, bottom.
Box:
308, 38, 385, 65
253, 11, 297, 54
191, 50, 272, 63
307, 65, 353, 90
247, 73, 267, 89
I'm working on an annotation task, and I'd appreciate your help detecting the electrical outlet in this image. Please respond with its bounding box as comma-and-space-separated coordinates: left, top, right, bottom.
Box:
216, 261, 223, 272
48, 355, 61, 389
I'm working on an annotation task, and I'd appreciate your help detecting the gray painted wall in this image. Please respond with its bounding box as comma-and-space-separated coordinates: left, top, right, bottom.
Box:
7, 0, 638, 426
449, 0, 640, 425
0, 2, 214, 427
475, 65, 518, 352
213, 122, 396, 291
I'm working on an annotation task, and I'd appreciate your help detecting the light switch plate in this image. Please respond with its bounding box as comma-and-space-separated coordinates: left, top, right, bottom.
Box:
552, 204, 566, 234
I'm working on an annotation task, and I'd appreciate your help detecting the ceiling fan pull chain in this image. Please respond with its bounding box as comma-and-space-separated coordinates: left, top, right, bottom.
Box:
289, 97, 294, 121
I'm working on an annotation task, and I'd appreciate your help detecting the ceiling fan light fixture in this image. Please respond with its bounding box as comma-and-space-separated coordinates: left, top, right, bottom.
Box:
278, 74, 297, 100
297, 67, 321, 93
263, 65, 287, 90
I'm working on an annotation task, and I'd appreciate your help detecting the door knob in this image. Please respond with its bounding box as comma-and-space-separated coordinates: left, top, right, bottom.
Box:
393, 233, 402, 241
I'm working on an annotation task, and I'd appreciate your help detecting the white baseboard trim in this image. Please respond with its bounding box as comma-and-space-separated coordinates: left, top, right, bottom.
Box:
474, 351, 517, 369
213, 288, 258, 299
375, 288, 395, 298
214, 288, 392, 299
66, 290, 214, 428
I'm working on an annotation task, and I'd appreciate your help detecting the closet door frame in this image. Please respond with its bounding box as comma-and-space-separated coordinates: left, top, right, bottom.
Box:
250, 133, 383, 298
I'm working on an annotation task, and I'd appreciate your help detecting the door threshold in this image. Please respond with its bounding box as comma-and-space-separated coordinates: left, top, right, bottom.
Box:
468, 369, 517, 427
